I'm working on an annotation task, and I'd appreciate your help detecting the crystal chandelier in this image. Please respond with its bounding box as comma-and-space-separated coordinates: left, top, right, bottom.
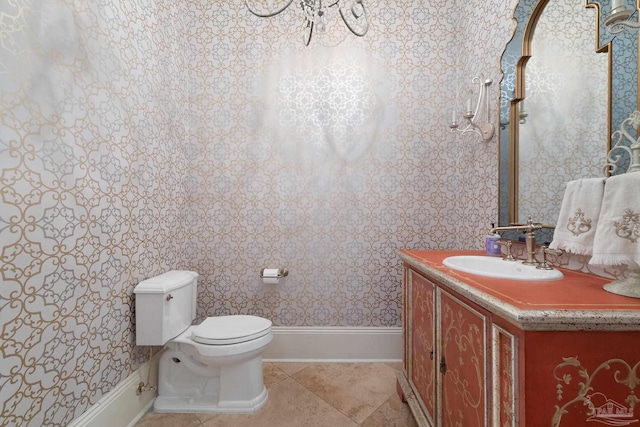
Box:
245, 0, 369, 46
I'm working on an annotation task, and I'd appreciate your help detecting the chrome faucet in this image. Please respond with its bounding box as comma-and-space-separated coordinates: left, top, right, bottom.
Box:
490, 216, 543, 266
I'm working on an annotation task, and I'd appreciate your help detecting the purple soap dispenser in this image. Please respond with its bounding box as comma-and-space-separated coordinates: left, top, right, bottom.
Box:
485, 223, 502, 256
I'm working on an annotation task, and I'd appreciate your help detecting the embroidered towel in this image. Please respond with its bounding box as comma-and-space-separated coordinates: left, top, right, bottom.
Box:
549, 177, 605, 255
590, 173, 640, 266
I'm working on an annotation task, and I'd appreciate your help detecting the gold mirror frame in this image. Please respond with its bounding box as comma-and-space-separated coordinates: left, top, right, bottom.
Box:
505, 0, 614, 228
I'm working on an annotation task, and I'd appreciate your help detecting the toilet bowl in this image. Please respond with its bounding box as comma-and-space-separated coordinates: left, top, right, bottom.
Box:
134, 271, 272, 413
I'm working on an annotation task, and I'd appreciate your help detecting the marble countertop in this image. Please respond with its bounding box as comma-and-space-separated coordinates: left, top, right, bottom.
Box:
400, 250, 640, 331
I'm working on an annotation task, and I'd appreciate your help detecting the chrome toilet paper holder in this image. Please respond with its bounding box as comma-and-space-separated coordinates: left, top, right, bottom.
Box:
260, 268, 289, 278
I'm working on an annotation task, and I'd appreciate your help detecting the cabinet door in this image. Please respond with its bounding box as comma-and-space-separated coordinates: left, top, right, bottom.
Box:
438, 289, 488, 427
524, 331, 640, 427
409, 269, 437, 424
492, 325, 518, 427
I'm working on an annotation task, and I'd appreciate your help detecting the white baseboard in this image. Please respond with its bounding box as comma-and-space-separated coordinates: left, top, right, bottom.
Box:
262, 326, 403, 362
68, 351, 161, 427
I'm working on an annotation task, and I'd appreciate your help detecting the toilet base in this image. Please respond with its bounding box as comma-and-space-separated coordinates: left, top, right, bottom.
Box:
154, 386, 268, 414
153, 336, 271, 414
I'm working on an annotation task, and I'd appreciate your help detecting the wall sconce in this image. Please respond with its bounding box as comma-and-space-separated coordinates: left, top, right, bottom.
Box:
499, 99, 528, 130
604, 0, 639, 34
596, 110, 640, 298
604, 109, 640, 174
449, 77, 495, 142
518, 100, 528, 125
245, 0, 369, 46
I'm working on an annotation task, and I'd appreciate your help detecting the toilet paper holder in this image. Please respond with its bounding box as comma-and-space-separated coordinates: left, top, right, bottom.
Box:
260, 268, 289, 278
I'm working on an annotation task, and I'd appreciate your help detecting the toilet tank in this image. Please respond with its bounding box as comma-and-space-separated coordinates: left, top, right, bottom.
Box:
133, 270, 199, 346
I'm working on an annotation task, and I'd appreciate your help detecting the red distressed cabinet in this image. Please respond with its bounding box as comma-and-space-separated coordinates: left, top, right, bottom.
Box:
398, 250, 640, 427
439, 289, 489, 426
401, 268, 492, 426
407, 269, 437, 425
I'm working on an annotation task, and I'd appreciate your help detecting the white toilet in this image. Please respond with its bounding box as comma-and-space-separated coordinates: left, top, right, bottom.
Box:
133, 270, 272, 413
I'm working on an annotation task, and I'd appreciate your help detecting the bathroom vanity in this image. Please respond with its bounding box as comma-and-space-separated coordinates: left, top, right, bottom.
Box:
397, 250, 640, 427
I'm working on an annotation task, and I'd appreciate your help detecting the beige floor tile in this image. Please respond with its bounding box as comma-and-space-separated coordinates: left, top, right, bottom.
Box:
263, 363, 289, 388
291, 363, 399, 424
361, 393, 418, 427
198, 412, 252, 427
136, 412, 202, 427
195, 412, 218, 424
270, 362, 311, 376
201, 378, 357, 427
384, 361, 403, 371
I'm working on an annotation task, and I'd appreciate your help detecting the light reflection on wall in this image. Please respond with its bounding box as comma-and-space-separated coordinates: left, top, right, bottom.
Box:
260, 48, 390, 164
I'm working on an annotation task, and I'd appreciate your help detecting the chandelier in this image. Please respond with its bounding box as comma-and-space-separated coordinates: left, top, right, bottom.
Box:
245, 0, 369, 46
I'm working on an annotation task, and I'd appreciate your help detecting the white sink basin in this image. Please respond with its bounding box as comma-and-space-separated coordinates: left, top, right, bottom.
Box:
442, 255, 563, 281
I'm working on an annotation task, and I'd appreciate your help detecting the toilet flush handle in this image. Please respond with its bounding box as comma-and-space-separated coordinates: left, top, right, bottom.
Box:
166, 294, 173, 301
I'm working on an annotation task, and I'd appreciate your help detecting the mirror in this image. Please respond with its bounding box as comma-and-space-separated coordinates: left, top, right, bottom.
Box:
517, 0, 608, 226
499, 0, 639, 233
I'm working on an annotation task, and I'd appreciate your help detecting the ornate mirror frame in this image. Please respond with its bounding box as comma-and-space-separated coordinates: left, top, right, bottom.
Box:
499, 0, 638, 233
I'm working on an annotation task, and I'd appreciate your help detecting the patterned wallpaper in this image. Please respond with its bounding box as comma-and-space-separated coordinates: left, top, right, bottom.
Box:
0, 1, 191, 425
0, 0, 516, 425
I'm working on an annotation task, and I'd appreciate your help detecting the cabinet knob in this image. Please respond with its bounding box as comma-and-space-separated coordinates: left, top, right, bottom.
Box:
439, 356, 447, 374
166, 294, 173, 301
429, 350, 434, 360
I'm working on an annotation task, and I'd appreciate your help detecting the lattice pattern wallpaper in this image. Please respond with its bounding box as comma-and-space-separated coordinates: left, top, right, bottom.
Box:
0, 0, 516, 425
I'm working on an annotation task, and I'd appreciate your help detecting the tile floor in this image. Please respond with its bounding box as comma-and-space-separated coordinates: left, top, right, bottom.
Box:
136, 362, 417, 427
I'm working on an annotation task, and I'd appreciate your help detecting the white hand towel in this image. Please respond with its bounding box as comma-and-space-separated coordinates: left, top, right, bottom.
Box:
549, 177, 605, 255
590, 173, 640, 266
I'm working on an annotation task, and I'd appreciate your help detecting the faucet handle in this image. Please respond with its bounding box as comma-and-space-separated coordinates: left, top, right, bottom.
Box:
497, 239, 516, 261
537, 245, 563, 270
525, 216, 544, 230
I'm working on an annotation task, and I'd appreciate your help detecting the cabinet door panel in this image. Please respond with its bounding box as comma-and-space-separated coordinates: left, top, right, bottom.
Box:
409, 270, 436, 423
439, 290, 488, 427
524, 331, 640, 427
492, 325, 518, 427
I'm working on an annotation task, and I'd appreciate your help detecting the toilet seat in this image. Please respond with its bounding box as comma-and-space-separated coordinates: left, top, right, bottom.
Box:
192, 315, 272, 345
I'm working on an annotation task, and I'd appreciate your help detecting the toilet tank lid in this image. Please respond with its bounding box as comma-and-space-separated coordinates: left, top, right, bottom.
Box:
134, 270, 199, 294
